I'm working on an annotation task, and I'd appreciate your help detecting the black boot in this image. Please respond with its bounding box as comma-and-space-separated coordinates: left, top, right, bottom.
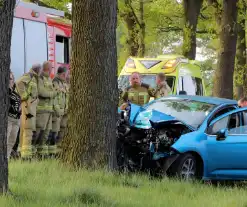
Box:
34, 130, 45, 159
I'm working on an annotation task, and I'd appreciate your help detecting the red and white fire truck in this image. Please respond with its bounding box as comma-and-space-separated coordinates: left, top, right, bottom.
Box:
11, 1, 71, 79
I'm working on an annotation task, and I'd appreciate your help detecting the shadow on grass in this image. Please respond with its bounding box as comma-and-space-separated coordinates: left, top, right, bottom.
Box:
64, 188, 117, 206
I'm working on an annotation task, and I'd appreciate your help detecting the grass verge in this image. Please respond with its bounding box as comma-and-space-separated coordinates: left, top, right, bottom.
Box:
1, 160, 247, 206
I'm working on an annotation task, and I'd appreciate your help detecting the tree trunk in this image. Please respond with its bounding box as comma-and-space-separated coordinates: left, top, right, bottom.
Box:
138, 0, 145, 57
124, 10, 139, 56
182, 0, 203, 60
60, 0, 118, 170
0, 0, 16, 194
213, 0, 238, 99
235, 13, 246, 98
214, 0, 237, 99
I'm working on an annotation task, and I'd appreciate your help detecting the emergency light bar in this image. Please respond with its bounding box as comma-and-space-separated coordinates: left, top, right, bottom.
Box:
31, 11, 40, 18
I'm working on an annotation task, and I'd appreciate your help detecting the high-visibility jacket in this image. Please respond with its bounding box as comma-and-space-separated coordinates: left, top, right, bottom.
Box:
52, 75, 67, 117
120, 83, 155, 106
37, 73, 57, 113
15, 69, 39, 118
64, 83, 70, 115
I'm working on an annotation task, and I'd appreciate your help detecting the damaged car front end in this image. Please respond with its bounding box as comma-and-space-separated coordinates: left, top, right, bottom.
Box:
117, 101, 196, 177
116, 97, 222, 180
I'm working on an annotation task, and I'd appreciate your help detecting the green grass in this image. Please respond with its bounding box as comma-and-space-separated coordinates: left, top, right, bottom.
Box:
1, 160, 247, 207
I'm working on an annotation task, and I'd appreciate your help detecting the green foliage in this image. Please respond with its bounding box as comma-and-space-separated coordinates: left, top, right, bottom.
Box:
23, 0, 71, 19
23, 0, 220, 80
41, 0, 71, 12
3, 160, 247, 206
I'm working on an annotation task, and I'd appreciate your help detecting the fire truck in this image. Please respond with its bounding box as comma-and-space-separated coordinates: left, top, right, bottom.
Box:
11, 1, 71, 79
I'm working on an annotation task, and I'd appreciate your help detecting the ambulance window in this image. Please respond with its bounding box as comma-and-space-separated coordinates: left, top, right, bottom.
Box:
193, 77, 203, 95
182, 75, 196, 95
56, 35, 69, 64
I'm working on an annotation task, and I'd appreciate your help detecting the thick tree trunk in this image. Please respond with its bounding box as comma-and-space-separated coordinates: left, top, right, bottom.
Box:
182, 0, 203, 60
0, 0, 16, 194
61, 0, 118, 170
235, 16, 246, 98
213, 0, 238, 99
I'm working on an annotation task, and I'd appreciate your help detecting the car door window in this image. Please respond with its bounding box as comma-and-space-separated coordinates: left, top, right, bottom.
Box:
208, 116, 229, 135
229, 125, 247, 135
228, 112, 240, 130
210, 107, 236, 121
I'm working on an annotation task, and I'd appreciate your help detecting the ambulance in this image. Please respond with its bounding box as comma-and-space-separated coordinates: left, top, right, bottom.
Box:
118, 54, 206, 97
11, 1, 71, 80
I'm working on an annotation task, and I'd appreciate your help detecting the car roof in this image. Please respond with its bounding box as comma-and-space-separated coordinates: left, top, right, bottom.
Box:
158, 95, 237, 106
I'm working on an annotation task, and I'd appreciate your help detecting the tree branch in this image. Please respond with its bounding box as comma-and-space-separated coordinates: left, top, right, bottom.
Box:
208, 0, 221, 25
125, 0, 142, 28
157, 26, 216, 34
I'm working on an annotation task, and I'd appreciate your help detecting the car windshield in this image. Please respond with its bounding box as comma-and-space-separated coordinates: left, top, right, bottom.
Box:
145, 99, 216, 129
118, 75, 175, 91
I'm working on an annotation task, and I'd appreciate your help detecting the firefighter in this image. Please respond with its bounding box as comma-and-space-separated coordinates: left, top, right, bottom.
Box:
154, 73, 171, 99
48, 66, 67, 155
15, 64, 41, 159
119, 72, 155, 110
34, 61, 57, 158
58, 69, 70, 144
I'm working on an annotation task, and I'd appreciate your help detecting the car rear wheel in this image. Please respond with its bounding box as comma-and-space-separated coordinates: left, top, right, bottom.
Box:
170, 153, 197, 181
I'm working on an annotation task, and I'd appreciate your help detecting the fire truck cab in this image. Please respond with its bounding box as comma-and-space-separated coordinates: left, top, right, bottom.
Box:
11, 1, 71, 79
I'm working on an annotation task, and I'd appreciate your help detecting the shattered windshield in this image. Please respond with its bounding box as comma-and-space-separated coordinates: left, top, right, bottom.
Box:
145, 99, 216, 129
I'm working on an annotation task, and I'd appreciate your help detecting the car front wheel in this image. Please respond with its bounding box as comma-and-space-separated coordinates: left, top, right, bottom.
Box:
170, 153, 197, 181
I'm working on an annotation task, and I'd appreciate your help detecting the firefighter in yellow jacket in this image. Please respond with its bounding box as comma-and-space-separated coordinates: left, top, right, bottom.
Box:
34, 61, 57, 157
48, 66, 67, 155
119, 72, 155, 110
59, 69, 70, 142
15, 64, 41, 159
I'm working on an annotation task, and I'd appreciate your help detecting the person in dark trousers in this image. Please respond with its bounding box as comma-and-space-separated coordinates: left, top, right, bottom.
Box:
7, 71, 21, 159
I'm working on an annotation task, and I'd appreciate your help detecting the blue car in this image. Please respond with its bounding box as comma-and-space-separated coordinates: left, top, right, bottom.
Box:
118, 95, 247, 181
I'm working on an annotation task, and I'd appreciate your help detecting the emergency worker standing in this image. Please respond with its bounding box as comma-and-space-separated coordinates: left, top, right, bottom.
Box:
48, 67, 67, 155
34, 61, 57, 157
59, 69, 70, 143
154, 73, 171, 99
15, 64, 41, 159
119, 72, 155, 109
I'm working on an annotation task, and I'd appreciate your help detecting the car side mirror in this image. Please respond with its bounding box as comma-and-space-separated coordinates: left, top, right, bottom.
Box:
216, 128, 228, 141
179, 90, 187, 95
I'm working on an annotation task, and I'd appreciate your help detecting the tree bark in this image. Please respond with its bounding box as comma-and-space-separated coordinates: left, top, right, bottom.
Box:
213, 0, 238, 99
182, 0, 203, 60
235, 12, 246, 98
60, 0, 118, 170
124, 8, 139, 56
0, 0, 16, 194
138, 0, 145, 57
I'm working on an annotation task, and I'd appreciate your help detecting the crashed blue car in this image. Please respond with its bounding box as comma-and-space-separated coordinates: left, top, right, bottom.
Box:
117, 95, 247, 181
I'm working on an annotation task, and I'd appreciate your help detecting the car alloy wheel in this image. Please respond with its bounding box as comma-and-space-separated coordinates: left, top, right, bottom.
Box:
180, 158, 196, 181
169, 153, 198, 181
